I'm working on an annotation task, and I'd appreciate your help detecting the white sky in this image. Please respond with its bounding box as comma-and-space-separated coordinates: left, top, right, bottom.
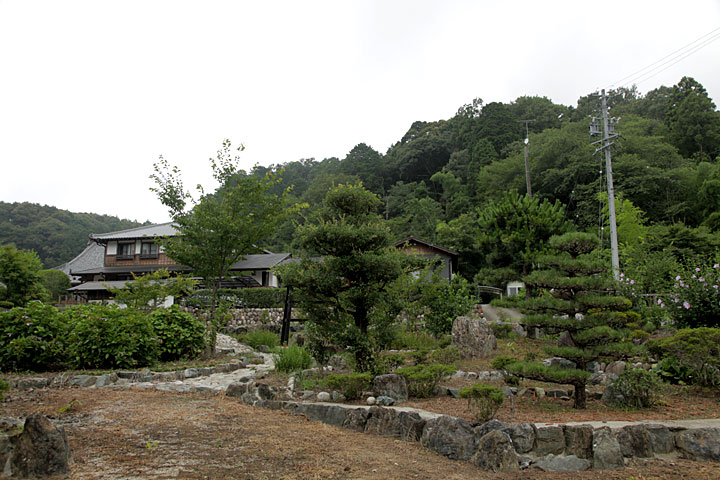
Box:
1, 1, 719, 225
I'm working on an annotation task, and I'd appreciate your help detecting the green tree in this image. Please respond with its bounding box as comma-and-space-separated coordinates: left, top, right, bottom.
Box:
476, 191, 570, 287
150, 140, 295, 346
497, 232, 639, 408
39, 269, 71, 302
106, 269, 196, 311
665, 76, 720, 160
0, 245, 45, 308
278, 183, 415, 371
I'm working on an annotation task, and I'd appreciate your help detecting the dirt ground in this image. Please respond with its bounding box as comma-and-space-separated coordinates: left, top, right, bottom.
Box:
3, 387, 720, 479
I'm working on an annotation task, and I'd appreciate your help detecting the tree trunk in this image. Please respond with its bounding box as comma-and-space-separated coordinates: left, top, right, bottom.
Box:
572, 381, 587, 409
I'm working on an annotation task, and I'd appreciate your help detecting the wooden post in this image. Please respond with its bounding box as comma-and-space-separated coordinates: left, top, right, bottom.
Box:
280, 286, 292, 345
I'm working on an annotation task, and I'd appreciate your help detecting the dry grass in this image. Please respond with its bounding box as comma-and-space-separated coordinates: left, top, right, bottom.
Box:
3, 387, 720, 479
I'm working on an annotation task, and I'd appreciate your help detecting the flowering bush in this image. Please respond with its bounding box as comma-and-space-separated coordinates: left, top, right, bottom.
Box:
663, 262, 720, 328
0, 301, 68, 372
64, 304, 160, 369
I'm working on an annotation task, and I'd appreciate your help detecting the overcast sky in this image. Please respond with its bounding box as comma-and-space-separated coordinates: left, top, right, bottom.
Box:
1, 1, 719, 225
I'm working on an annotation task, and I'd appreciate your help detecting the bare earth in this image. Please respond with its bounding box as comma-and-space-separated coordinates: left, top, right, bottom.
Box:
4, 387, 720, 479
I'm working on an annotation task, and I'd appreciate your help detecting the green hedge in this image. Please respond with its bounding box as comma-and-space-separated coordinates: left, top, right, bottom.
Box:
183, 288, 286, 309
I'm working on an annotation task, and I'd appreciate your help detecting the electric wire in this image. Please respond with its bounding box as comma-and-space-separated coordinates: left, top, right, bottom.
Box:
608, 26, 720, 91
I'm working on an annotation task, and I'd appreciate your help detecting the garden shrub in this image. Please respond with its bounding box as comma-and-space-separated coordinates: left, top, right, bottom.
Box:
397, 364, 456, 398
379, 352, 408, 371
653, 356, 695, 385
424, 276, 474, 336
429, 345, 461, 365
150, 306, 206, 361
662, 262, 720, 328
273, 344, 312, 373
244, 329, 280, 350
649, 327, 720, 388
459, 383, 505, 422
0, 301, 68, 372
183, 288, 286, 309
0, 378, 8, 399
608, 368, 663, 408
392, 328, 438, 351
322, 372, 373, 400
64, 305, 160, 369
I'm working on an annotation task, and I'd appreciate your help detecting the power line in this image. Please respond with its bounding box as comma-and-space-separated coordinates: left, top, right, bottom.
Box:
608, 26, 720, 89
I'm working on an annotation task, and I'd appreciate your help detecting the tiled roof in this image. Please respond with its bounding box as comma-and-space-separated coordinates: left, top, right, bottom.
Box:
89, 222, 178, 241
55, 242, 106, 277
229, 253, 292, 270
395, 236, 459, 256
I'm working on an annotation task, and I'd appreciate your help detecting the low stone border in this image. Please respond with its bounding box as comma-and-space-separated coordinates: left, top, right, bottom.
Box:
5, 360, 248, 391
227, 379, 720, 473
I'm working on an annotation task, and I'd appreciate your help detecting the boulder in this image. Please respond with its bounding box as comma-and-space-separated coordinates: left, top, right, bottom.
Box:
364, 407, 425, 441
616, 424, 653, 458
675, 428, 720, 461
646, 424, 675, 454
342, 408, 369, 432
558, 331, 576, 347
451, 316, 497, 358
226, 381, 250, 398
502, 423, 536, 454
535, 425, 565, 456
376, 396, 395, 406
592, 427, 624, 469
316, 391, 331, 402
372, 374, 408, 402
563, 424, 593, 459
328, 355, 349, 371
470, 430, 519, 473
10, 414, 71, 477
294, 403, 347, 427
474, 419, 505, 440
532, 454, 591, 472
421, 415, 477, 461
605, 360, 626, 377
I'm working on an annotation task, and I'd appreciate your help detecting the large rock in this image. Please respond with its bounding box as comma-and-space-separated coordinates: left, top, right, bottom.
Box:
372, 374, 408, 402
451, 316, 497, 358
502, 423, 536, 454
342, 408, 369, 432
563, 424, 593, 459
646, 424, 675, 454
533, 454, 591, 472
294, 403, 347, 427
10, 414, 71, 477
592, 427, 624, 469
616, 424, 653, 458
675, 428, 720, 461
421, 415, 477, 461
535, 425, 565, 456
470, 430, 519, 473
605, 360, 626, 376
364, 407, 425, 442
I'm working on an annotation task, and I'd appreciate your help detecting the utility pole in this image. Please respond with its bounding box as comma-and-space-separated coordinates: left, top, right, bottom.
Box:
518, 119, 535, 198
591, 90, 620, 280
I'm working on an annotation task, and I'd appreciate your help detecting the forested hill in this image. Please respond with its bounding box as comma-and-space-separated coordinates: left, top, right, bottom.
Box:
0, 202, 146, 268
248, 76, 720, 285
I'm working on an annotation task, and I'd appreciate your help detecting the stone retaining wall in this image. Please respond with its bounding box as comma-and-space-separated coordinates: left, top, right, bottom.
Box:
228, 380, 720, 473
182, 307, 301, 332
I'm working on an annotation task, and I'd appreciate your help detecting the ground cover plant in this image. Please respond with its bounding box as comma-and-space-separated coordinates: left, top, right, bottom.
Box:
273, 344, 312, 373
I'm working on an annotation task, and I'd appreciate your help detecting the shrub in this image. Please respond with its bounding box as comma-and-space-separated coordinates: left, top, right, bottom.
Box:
379, 352, 408, 371
64, 305, 160, 369
322, 372, 373, 400
662, 262, 720, 328
424, 276, 474, 336
490, 323, 514, 339
397, 364, 456, 398
0, 301, 68, 372
244, 329, 280, 350
150, 306, 206, 361
649, 327, 720, 388
653, 356, 695, 385
429, 345, 461, 365
183, 288, 286, 309
392, 328, 438, 350
273, 344, 312, 373
459, 383, 505, 422
609, 368, 663, 408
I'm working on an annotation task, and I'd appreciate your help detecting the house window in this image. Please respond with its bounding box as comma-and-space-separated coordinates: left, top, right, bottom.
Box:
140, 242, 159, 259
261, 271, 270, 286
117, 242, 135, 260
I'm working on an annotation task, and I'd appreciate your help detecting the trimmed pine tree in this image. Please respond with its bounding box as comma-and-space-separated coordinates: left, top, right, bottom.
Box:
497, 232, 640, 409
